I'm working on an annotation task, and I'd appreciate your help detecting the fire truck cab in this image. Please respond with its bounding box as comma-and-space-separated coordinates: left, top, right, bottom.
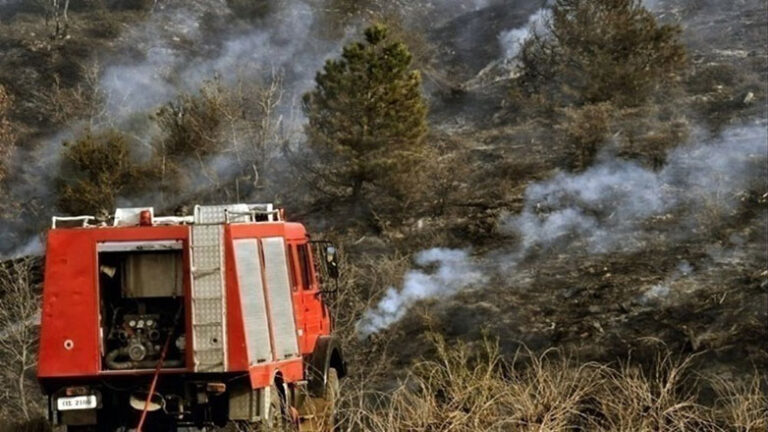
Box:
37, 204, 345, 431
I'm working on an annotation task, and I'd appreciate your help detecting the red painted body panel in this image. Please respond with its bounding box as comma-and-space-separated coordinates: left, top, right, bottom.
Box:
38, 230, 100, 377
39, 226, 190, 379
248, 358, 304, 389
226, 222, 331, 388
39, 220, 332, 391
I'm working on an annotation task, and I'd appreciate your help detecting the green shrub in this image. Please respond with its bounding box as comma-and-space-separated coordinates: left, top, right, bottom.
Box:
155, 83, 226, 161
56, 130, 148, 215
516, 0, 687, 109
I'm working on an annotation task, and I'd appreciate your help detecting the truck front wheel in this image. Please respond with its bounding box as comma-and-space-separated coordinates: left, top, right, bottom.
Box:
299, 367, 339, 432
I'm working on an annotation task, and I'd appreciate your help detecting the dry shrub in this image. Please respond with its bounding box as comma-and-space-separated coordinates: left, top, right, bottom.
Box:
600, 353, 717, 431
687, 64, 739, 95
150, 75, 285, 199
557, 100, 690, 171
710, 372, 768, 431
330, 251, 411, 349
348, 341, 607, 431
0, 258, 44, 423
561, 102, 615, 170
687, 63, 765, 131
218, 72, 285, 189
609, 103, 690, 168
155, 82, 228, 161
149, 82, 229, 198
334, 335, 763, 431
30, 66, 103, 127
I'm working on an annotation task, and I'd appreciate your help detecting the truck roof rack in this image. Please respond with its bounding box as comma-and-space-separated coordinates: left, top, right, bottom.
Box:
50, 203, 283, 229
51, 215, 97, 229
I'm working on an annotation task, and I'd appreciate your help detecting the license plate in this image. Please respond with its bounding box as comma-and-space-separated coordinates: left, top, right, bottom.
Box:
57, 395, 98, 411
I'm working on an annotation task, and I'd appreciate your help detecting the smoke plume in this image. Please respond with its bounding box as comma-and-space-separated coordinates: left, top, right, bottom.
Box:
360, 125, 767, 334
358, 248, 487, 337
502, 125, 767, 255
499, 8, 551, 59
100, 1, 335, 128
0, 0, 348, 258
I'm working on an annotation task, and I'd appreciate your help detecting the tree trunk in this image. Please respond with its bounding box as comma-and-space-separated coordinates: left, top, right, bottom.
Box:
19, 350, 29, 420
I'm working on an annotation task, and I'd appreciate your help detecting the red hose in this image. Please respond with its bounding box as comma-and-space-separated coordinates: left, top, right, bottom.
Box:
137, 304, 183, 432
136, 332, 173, 432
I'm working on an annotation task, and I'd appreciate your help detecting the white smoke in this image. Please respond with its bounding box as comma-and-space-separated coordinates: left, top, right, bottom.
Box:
100, 1, 332, 125
358, 248, 486, 337
502, 125, 767, 255
0, 0, 348, 257
99, 7, 204, 119
0, 236, 43, 260
642, 0, 661, 10
441, 0, 492, 11
499, 8, 551, 59
405, 0, 496, 24
639, 260, 693, 305
360, 125, 766, 334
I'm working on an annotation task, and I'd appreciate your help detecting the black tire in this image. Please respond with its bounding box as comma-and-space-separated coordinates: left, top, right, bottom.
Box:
264, 383, 296, 432
299, 367, 338, 432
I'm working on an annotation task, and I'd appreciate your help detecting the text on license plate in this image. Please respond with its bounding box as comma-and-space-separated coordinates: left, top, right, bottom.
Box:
57, 395, 97, 411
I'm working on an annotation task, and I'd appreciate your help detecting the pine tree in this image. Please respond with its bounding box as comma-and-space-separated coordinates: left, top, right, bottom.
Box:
303, 23, 429, 205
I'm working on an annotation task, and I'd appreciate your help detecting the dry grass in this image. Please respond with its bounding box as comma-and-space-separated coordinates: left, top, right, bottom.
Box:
709, 373, 768, 432
334, 336, 766, 431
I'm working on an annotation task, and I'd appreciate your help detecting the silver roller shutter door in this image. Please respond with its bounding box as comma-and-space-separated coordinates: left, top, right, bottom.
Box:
261, 237, 300, 360
233, 239, 273, 365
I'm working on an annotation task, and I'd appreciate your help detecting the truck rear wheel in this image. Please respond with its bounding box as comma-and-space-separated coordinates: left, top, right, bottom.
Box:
265, 383, 288, 431
232, 383, 293, 432
299, 367, 339, 432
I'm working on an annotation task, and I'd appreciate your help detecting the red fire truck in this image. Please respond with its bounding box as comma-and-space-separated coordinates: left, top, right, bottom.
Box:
37, 204, 346, 431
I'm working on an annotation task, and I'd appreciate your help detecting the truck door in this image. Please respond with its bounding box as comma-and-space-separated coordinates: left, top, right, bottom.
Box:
291, 242, 327, 352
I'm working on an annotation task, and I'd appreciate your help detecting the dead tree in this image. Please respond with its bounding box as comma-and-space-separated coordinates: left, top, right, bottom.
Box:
32, 0, 70, 39
0, 85, 15, 185
0, 258, 43, 421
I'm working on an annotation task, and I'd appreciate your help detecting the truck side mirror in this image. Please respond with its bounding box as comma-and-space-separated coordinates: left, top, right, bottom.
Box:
325, 245, 339, 279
